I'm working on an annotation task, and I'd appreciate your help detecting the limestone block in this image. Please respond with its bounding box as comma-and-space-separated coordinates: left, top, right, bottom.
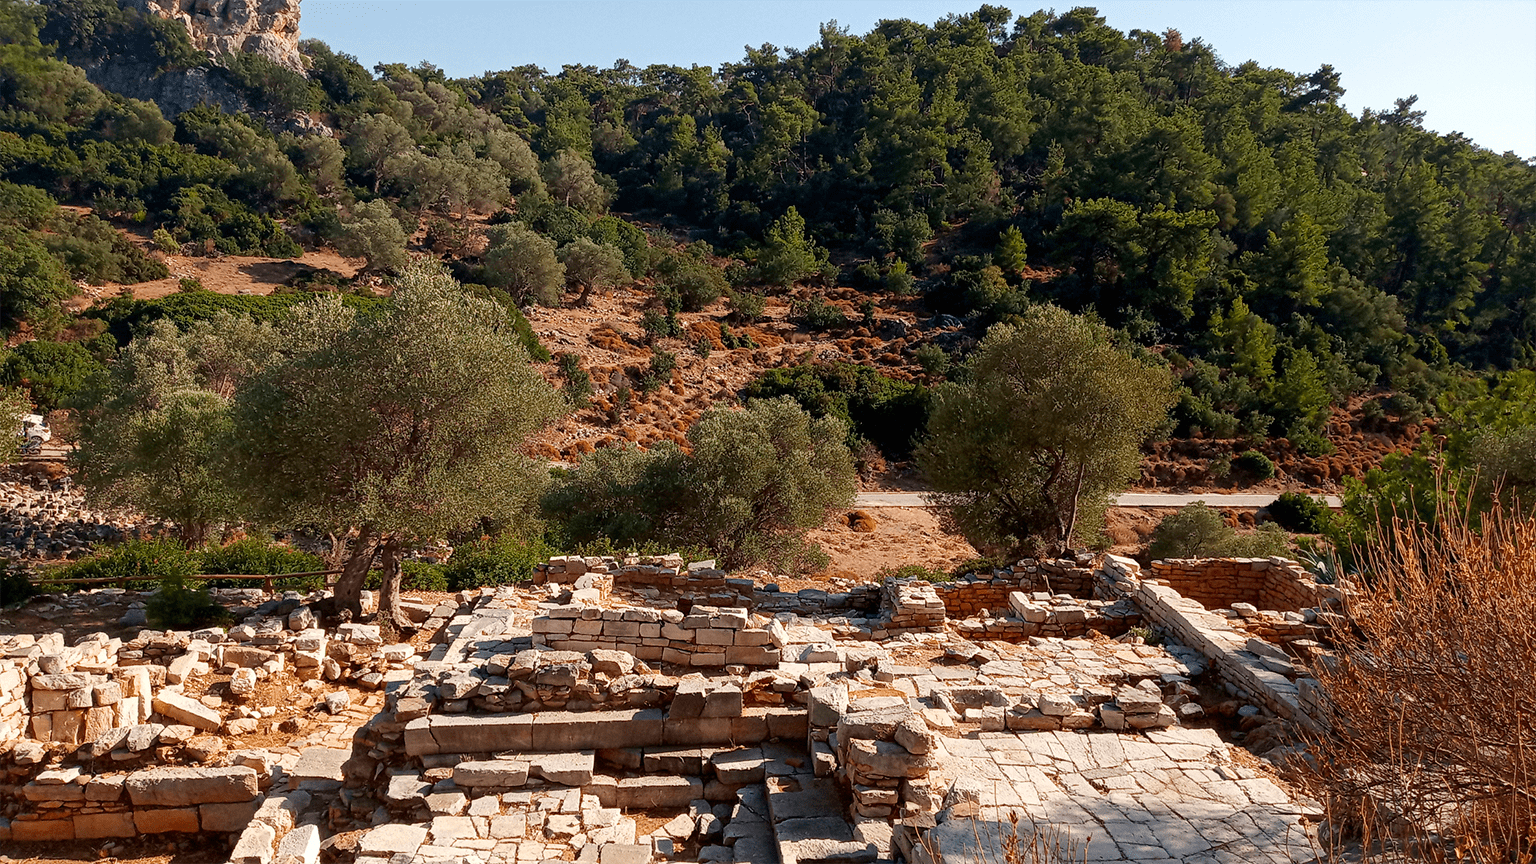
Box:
134, 807, 201, 833
229, 820, 276, 864
74, 812, 136, 839
126, 766, 259, 806
153, 691, 222, 731
453, 760, 530, 787
201, 799, 261, 832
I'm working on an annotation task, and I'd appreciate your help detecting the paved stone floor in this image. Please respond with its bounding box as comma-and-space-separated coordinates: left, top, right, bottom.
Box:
928, 726, 1320, 864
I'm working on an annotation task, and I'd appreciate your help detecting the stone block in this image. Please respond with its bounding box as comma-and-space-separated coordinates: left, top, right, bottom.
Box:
12, 818, 75, 842
425, 713, 533, 754
229, 821, 276, 864
201, 799, 261, 832
153, 691, 223, 731
529, 751, 594, 786
276, 824, 321, 864
357, 823, 428, 857
126, 766, 259, 806
615, 775, 703, 809
453, 760, 530, 787
135, 807, 201, 834
74, 812, 136, 839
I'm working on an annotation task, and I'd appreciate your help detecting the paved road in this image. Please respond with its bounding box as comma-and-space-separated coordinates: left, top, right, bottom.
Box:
855, 491, 1342, 508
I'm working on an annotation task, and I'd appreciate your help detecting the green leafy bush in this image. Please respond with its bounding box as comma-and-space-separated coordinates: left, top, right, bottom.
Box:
440, 534, 556, 590
54, 537, 200, 589
744, 362, 930, 456
1266, 492, 1333, 534
1147, 502, 1289, 560
728, 289, 766, 322
399, 560, 449, 592
873, 563, 952, 582
791, 295, 850, 331
1234, 449, 1276, 479
147, 573, 228, 629
199, 538, 321, 574
0, 339, 105, 411
1, 567, 37, 606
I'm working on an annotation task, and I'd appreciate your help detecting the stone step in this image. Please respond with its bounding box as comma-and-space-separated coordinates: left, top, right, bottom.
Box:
404, 707, 808, 757
765, 775, 877, 864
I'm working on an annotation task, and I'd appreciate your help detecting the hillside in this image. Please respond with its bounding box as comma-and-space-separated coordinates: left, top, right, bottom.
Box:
0, 0, 1530, 566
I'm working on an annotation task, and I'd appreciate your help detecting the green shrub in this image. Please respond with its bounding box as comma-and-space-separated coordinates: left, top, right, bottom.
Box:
0, 339, 105, 411
790, 295, 850, 331
873, 563, 952, 582
152, 228, 180, 254
198, 537, 324, 589
1234, 449, 1276, 479
743, 362, 930, 456
440, 534, 556, 590
556, 352, 592, 407
147, 573, 228, 629
914, 343, 949, 377
56, 538, 200, 589
399, 560, 449, 592
1147, 502, 1290, 560
1, 567, 37, 606
1266, 492, 1333, 534
728, 289, 765, 322
644, 348, 676, 393
640, 309, 681, 342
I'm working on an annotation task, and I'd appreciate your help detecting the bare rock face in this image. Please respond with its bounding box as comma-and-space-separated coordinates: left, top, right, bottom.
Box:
129, 0, 303, 70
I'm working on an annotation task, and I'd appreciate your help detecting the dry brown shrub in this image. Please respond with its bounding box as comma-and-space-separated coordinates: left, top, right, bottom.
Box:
1297, 491, 1536, 863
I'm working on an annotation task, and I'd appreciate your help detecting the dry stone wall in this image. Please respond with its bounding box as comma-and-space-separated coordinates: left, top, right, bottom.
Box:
532, 602, 782, 667
1147, 557, 1339, 612
931, 558, 1097, 617
1101, 555, 1321, 729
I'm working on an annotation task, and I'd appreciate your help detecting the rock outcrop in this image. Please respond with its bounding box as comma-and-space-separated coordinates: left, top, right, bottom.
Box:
127, 0, 303, 70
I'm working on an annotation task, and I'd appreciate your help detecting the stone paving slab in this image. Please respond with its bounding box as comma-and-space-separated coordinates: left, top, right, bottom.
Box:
927, 727, 1318, 863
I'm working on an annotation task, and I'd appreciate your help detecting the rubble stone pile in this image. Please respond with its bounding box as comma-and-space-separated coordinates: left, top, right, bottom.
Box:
0, 478, 147, 561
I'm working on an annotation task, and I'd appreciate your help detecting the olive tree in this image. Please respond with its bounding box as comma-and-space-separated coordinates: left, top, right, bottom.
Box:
542, 397, 857, 572
228, 260, 564, 627
917, 305, 1175, 555
541, 149, 609, 214
558, 237, 628, 304
73, 313, 282, 546
483, 222, 565, 306
335, 199, 409, 274
0, 386, 32, 466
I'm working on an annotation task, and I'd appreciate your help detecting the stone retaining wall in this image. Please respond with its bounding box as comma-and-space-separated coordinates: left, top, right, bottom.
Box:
1147, 557, 1338, 613
1101, 555, 1320, 730
531, 602, 782, 667
6, 765, 261, 842
947, 593, 1142, 642
933, 560, 1096, 618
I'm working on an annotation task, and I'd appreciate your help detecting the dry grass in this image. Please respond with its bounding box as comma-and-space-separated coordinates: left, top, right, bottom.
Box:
1297, 488, 1536, 863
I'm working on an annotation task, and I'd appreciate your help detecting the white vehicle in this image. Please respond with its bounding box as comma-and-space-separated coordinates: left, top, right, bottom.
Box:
17, 414, 49, 455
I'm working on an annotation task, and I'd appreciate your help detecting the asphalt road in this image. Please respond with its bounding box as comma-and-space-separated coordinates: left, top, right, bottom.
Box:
854, 491, 1343, 509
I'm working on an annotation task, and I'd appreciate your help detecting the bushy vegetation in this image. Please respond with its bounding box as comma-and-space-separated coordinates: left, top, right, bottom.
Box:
542, 398, 857, 572
1147, 502, 1290, 560
744, 362, 929, 456
1265, 491, 1333, 534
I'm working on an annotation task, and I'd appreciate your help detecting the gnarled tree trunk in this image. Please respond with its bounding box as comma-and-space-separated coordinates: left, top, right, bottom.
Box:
331, 523, 377, 618
376, 534, 413, 637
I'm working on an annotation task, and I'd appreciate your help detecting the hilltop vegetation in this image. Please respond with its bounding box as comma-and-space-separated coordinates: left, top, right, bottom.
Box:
1, 0, 1535, 562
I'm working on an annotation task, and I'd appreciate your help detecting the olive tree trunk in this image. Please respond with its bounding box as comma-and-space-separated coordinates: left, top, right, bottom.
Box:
331, 523, 377, 618
376, 534, 413, 637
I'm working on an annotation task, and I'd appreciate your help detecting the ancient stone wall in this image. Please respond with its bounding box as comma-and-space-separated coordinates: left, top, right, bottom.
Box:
1147, 557, 1338, 613
8, 765, 265, 842
1101, 555, 1320, 729
932, 559, 1096, 618
532, 602, 782, 667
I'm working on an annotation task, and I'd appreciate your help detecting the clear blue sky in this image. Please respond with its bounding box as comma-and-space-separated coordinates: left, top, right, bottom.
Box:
301, 1, 1536, 158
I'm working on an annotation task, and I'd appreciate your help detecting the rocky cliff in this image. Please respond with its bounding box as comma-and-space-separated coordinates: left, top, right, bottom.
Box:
128, 0, 303, 70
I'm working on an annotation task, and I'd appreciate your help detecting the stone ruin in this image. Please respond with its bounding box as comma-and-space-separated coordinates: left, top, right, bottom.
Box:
0, 553, 1348, 863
